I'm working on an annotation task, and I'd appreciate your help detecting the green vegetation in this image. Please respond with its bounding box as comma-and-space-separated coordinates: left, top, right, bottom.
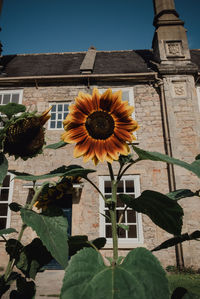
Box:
168, 273, 200, 297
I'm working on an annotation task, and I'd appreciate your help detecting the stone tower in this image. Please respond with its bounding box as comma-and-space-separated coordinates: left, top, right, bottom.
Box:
152, 0, 200, 268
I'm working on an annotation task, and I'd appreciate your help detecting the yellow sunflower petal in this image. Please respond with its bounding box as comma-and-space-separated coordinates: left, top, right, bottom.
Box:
92, 155, 99, 166
74, 137, 90, 158
94, 140, 107, 163
105, 154, 113, 164
39, 106, 52, 125
62, 126, 87, 144
92, 88, 100, 110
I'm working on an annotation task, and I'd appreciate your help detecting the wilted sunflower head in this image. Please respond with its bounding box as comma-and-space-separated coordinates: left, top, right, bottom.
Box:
2, 107, 51, 160
61, 88, 139, 165
34, 177, 77, 210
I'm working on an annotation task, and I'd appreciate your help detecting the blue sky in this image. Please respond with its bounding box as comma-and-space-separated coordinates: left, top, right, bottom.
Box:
0, 0, 200, 55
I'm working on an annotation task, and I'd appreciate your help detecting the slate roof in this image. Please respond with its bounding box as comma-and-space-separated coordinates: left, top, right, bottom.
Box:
0, 49, 199, 78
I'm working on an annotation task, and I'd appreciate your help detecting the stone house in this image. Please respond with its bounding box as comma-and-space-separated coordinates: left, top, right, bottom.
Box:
0, 0, 200, 274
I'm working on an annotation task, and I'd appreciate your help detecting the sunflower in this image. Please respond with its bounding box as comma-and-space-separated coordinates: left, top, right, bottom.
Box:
61, 88, 139, 165
2, 107, 51, 160
34, 177, 78, 210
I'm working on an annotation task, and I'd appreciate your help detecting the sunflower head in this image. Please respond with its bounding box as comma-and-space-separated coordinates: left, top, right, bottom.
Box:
34, 177, 77, 210
2, 107, 51, 160
61, 88, 139, 165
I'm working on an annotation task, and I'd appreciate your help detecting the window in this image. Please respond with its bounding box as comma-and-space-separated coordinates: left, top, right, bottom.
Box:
99, 175, 143, 244
0, 90, 23, 126
48, 102, 70, 129
0, 174, 14, 230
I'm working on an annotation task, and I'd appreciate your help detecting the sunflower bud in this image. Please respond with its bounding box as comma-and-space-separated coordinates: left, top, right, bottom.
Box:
2, 107, 51, 160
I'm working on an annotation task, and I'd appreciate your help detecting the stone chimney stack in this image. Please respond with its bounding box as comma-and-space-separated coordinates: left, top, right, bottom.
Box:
152, 0, 196, 73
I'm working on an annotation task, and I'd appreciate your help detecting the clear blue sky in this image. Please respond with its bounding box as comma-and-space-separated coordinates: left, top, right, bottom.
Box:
0, 0, 199, 55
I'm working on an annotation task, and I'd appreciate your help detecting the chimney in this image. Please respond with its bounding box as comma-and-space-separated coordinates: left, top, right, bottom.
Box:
152, 0, 191, 66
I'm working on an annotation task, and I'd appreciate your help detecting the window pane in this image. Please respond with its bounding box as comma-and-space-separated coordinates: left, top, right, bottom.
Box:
64, 104, 69, 111
63, 113, 68, 119
128, 225, 137, 238
125, 180, 135, 193
104, 181, 111, 194
2, 175, 10, 187
58, 104, 63, 112
12, 94, 19, 103
105, 210, 111, 223
127, 210, 136, 223
51, 105, 56, 112
3, 94, 11, 104
0, 204, 8, 216
50, 121, 56, 129
57, 121, 62, 128
0, 218, 6, 229
58, 113, 62, 120
106, 225, 112, 238
118, 227, 126, 238
117, 181, 123, 193
51, 113, 56, 120
122, 91, 129, 102
0, 189, 9, 201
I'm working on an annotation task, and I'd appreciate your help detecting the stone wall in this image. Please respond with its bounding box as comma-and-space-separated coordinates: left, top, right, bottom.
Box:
1, 82, 200, 274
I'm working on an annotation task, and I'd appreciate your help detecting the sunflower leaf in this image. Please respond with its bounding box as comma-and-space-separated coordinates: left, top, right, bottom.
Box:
68, 236, 106, 256
119, 190, 183, 235
166, 189, 195, 201
0, 103, 26, 119
10, 165, 95, 181
45, 140, 68, 149
0, 153, 8, 185
16, 238, 52, 279
117, 223, 129, 231
132, 146, 200, 179
61, 247, 169, 299
0, 228, 17, 236
20, 206, 68, 269
152, 231, 200, 252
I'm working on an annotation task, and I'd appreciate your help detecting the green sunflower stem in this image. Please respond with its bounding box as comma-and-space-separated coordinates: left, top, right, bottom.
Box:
110, 181, 118, 263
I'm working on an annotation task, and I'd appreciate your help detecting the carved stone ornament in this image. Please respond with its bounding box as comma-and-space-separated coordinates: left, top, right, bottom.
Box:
172, 82, 187, 97
166, 41, 183, 57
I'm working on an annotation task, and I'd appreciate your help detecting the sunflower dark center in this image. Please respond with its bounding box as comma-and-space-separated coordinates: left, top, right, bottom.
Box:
85, 111, 114, 140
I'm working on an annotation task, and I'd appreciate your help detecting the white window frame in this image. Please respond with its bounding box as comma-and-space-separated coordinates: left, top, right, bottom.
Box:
197, 87, 200, 112
0, 89, 23, 105
0, 173, 14, 229
48, 102, 71, 130
0, 89, 23, 127
99, 175, 143, 246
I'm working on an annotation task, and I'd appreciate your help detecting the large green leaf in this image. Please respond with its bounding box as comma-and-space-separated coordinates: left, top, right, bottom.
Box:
0, 152, 8, 185
45, 140, 68, 149
20, 207, 68, 269
0, 228, 17, 236
119, 190, 183, 235
61, 247, 169, 299
152, 231, 200, 252
16, 238, 52, 279
0, 103, 26, 119
10, 165, 95, 181
132, 146, 200, 178
166, 189, 195, 201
